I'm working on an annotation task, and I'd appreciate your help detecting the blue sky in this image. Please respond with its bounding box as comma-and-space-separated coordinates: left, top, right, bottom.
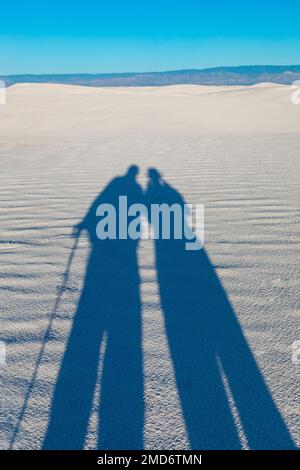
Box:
1, 0, 300, 74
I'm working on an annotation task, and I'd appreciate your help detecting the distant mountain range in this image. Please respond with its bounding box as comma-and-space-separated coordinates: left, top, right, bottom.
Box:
2, 65, 300, 87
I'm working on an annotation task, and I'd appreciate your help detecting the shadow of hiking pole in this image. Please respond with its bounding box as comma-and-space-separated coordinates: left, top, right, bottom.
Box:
9, 233, 79, 449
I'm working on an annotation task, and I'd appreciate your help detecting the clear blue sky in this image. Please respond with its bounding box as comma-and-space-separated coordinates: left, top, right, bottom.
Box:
1, 0, 300, 74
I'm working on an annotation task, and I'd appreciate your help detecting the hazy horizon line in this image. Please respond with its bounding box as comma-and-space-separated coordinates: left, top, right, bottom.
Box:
2, 64, 300, 77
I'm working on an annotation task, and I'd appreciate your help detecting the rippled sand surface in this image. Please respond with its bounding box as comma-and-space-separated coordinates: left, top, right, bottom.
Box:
0, 84, 299, 449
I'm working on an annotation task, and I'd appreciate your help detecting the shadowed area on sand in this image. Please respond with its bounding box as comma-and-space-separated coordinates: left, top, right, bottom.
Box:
42, 166, 295, 450
43, 166, 144, 450
146, 169, 295, 450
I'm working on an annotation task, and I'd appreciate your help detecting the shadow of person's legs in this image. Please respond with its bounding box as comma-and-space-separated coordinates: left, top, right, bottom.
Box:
98, 255, 143, 449
43, 256, 105, 449
156, 242, 241, 449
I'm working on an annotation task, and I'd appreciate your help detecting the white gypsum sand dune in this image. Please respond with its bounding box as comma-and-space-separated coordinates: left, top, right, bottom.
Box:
0, 82, 300, 143
0, 83, 299, 449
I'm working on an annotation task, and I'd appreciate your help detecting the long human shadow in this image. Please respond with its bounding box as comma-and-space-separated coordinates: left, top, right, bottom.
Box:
43, 165, 144, 450
146, 168, 295, 450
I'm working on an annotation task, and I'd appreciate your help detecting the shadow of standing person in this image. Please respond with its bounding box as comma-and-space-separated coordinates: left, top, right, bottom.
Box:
43, 165, 144, 450
146, 168, 295, 450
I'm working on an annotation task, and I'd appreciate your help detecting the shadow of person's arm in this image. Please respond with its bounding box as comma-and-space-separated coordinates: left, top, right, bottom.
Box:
72, 178, 119, 240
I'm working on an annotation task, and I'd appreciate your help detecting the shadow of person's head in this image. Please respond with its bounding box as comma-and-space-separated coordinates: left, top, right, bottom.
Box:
148, 167, 163, 186
125, 164, 139, 181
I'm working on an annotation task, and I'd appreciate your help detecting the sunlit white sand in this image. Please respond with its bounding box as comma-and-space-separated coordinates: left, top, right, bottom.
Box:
0, 83, 299, 449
